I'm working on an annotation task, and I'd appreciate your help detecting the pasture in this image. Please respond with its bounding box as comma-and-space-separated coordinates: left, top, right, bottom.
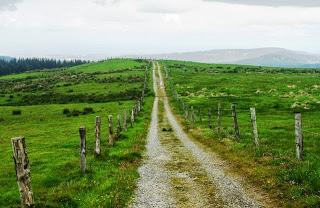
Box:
0, 59, 153, 207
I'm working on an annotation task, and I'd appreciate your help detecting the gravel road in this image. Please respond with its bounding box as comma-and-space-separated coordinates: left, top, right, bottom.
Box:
130, 62, 267, 208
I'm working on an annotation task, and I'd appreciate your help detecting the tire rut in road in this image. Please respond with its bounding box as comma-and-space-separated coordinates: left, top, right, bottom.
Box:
158, 96, 225, 208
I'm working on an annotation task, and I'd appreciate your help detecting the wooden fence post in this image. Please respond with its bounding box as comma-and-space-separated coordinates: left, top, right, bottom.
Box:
117, 114, 122, 138
123, 112, 127, 131
131, 109, 135, 127
184, 105, 189, 120
217, 103, 221, 133
108, 115, 115, 146
231, 104, 240, 140
208, 108, 212, 129
94, 116, 101, 157
138, 100, 141, 112
134, 104, 138, 116
295, 113, 304, 160
11, 137, 35, 208
250, 108, 259, 146
191, 106, 195, 126
79, 127, 86, 174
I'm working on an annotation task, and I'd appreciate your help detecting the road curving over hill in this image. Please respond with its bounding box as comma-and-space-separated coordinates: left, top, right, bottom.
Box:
130, 62, 269, 208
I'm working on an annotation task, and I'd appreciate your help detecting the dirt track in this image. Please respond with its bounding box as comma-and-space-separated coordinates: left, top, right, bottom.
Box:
130, 62, 268, 208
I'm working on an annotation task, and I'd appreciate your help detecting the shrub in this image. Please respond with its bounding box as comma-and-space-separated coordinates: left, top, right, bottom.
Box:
71, 110, 81, 117
83, 107, 94, 115
12, 110, 22, 115
63, 108, 70, 115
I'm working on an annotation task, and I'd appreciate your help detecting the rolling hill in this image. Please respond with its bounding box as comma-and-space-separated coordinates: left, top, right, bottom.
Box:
136, 48, 320, 68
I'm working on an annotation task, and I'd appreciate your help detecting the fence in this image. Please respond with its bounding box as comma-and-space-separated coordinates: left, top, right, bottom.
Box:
163, 64, 319, 164
10, 62, 151, 207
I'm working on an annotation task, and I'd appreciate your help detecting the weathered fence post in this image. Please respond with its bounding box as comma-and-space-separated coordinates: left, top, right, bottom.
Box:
138, 100, 141, 112
250, 108, 259, 146
11, 137, 35, 208
295, 113, 304, 160
140, 97, 143, 109
231, 104, 240, 140
131, 109, 135, 127
208, 108, 212, 129
141, 91, 144, 104
79, 127, 86, 174
191, 106, 195, 126
184, 105, 189, 120
117, 114, 122, 138
217, 103, 221, 133
123, 112, 127, 131
134, 104, 138, 116
108, 115, 115, 146
94, 116, 101, 157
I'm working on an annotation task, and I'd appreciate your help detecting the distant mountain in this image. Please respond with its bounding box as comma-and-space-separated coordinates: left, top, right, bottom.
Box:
136, 48, 320, 68
0, 56, 14, 61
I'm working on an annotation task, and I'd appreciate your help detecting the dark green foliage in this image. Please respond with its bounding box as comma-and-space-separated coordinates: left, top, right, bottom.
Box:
62, 108, 70, 115
0, 58, 88, 75
82, 107, 94, 115
12, 110, 21, 115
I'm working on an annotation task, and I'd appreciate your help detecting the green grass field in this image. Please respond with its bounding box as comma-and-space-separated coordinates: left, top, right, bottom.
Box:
162, 60, 320, 207
0, 59, 153, 207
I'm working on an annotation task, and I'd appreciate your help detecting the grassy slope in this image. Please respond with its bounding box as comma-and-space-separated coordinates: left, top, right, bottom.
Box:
0, 59, 152, 207
162, 60, 320, 207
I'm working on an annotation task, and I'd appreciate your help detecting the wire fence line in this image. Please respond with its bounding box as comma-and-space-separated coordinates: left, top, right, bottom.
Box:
162, 63, 319, 162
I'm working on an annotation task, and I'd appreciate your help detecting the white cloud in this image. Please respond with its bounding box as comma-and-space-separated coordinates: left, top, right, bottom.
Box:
0, 0, 320, 58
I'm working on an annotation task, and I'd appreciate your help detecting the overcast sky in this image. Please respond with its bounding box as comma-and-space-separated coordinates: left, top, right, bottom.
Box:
0, 0, 320, 59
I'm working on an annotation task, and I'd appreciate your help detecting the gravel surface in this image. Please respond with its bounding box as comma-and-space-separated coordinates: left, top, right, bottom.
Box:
129, 62, 176, 208
157, 62, 263, 208
131, 62, 265, 208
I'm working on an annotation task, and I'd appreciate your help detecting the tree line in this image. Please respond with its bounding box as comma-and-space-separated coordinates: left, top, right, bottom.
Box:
0, 58, 89, 75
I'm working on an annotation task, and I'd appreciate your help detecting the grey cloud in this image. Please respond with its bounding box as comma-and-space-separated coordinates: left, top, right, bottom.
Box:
203, 0, 320, 7
92, 0, 121, 6
0, 0, 23, 11
137, 7, 187, 14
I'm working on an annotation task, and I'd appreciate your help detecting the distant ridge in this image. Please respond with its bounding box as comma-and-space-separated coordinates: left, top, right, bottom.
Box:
129, 48, 320, 68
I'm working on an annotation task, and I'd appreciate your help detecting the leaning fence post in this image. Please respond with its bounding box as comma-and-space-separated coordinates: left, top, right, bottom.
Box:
123, 112, 127, 131
231, 104, 240, 140
295, 112, 304, 160
79, 127, 86, 174
11, 137, 35, 208
108, 115, 115, 146
94, 116, 101, 157
217, 103, 221, 133
250, 108, 259, 146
